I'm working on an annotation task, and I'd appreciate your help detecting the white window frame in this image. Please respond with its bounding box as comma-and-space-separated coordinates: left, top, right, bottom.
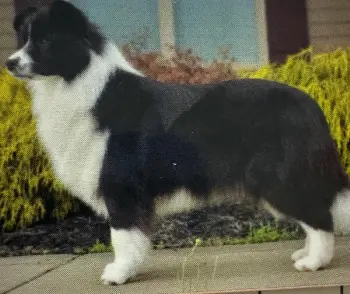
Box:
255, 0, 269, 65
158, 0, 176, 57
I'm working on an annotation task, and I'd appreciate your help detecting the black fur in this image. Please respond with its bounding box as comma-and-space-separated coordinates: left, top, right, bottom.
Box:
93, 71, 348, 233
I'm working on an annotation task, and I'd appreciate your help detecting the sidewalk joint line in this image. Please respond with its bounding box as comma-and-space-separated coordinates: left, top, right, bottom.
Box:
2, 255, 79, 294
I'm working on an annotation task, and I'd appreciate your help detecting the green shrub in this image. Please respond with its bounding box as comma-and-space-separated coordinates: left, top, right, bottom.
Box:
0, 69, 75, 230
239, 47, 350, 175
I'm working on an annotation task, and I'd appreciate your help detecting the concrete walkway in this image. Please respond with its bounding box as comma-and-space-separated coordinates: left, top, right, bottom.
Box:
1, 238, 350, 294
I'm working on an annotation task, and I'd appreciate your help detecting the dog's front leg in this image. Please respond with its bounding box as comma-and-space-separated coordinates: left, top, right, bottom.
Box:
101, 227, 151, 285
100, 183, 152, 285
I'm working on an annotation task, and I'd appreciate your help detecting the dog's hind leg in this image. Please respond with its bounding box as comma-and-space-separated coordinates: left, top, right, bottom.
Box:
263, 198, 335, 271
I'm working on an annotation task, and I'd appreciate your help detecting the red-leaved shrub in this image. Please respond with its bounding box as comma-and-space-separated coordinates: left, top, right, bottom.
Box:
122, 46, 238, 84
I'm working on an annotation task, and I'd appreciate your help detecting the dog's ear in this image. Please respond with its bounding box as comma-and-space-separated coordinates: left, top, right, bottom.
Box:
49, 0, 88, 37
13, 6, 37, 32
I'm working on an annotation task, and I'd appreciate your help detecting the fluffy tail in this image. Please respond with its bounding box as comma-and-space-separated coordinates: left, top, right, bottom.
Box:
331, 189, 350, 235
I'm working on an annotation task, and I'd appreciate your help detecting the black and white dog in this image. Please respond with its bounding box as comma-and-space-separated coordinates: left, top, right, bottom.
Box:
6, 0, 350, 285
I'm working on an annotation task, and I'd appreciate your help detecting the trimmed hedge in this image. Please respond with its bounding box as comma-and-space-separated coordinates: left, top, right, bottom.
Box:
0, 47, 349, 230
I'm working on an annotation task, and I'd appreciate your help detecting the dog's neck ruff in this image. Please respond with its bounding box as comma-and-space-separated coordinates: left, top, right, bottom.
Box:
26, 42, 142, 218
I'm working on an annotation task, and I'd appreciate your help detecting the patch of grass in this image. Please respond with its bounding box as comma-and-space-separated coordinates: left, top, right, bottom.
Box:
154, 240, 166, 250
196, 224, 301, 248
244, 224, 301, 243
88, 239, 113, 253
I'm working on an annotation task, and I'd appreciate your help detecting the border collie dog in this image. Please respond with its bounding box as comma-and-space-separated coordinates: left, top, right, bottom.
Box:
6, 0, 350, 285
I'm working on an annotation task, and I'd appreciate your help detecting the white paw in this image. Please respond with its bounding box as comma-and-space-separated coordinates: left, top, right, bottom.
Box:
291, 248, 308, 261
294, 256, 327, 272
100, 262, 136, 285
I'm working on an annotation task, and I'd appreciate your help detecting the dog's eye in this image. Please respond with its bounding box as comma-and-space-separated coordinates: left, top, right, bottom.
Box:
40, 34, 53, 45
40, 38, 51, 47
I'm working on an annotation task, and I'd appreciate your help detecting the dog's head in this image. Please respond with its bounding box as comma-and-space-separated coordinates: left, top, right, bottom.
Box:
6, 0, 104, 82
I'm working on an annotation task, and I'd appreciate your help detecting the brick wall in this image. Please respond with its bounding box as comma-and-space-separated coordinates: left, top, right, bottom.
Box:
307, 0, 350, 52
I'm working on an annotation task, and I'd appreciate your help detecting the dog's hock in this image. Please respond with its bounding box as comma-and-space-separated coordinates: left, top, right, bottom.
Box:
293, 223, 334, 271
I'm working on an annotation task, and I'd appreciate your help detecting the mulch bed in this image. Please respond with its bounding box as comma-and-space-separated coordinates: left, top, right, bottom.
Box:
0, 204, 301, 257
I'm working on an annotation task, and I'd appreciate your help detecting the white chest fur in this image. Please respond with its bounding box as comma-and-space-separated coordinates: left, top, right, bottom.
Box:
29, 76, 109, 217
27, 44, 134, 218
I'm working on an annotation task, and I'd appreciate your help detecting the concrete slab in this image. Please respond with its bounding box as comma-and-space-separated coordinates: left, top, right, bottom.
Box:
0, 255, 75, 294
4, 238, 350, 294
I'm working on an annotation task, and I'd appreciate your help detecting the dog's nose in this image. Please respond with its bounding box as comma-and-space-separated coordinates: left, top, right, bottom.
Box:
6, 58, 20, 71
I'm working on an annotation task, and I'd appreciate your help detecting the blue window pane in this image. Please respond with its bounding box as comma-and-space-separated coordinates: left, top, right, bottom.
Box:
71, 0, 160, 51
174, 0, 259, 64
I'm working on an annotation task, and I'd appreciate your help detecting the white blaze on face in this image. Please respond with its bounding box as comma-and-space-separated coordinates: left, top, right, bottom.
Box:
7, 24, 33, 78
7, 42, 33, 76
